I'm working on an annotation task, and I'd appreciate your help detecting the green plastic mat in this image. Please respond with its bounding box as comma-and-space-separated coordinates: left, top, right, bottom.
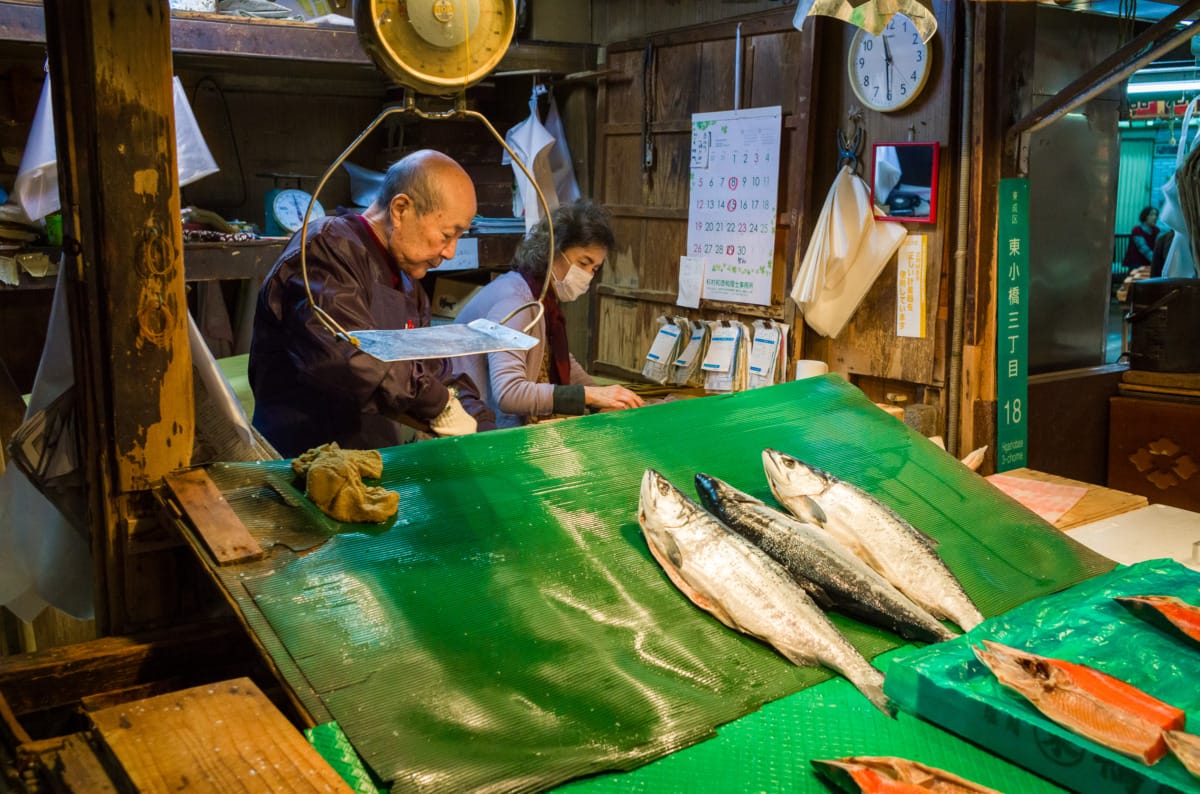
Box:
563, 648, 1067, 793
195, 375, 1113, 793
306, 722, 385, 794
886, 559, 1200, 794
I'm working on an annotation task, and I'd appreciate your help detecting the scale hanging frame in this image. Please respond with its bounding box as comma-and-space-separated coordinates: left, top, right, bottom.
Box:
354, 0, 518, 97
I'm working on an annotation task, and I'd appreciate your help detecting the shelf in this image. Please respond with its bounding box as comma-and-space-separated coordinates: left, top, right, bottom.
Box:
0, 3, 597, 77
0, 241, 287, 291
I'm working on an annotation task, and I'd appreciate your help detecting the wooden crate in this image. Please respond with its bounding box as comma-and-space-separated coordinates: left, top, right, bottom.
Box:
1108, 395, 1200, 512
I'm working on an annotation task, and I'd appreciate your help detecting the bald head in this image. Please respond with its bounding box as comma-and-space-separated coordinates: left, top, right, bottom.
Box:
373, 149, 475, 217
367, 149, 477, 280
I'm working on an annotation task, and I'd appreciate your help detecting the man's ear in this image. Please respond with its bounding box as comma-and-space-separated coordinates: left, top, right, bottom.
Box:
389, 193, 412, 223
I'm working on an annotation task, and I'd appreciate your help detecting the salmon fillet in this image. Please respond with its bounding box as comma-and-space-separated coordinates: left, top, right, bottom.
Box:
1116, 595, 1200, 646
973, 641, 1186, 765
810, 756, 1001, 793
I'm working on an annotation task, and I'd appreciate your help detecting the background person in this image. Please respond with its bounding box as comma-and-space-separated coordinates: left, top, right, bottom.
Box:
1123, 205, 1159, 272
454, 200, 643, 429
249, 149, 494, 457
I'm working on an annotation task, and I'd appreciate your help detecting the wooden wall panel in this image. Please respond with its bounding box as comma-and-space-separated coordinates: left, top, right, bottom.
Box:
593, 9, 816, 380
606, 215, 646, 288
696, 40, 736, 112
603, 135, 649, 207
799, 4, 956, 393
604, 50, 644, 126
593, 0, 783, 43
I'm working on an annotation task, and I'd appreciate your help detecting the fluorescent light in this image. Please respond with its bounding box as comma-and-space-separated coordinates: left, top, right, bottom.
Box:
1128, 79, 1200, 95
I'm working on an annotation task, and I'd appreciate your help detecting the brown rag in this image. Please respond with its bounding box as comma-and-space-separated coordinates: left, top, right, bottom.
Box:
291, 442, 399, 523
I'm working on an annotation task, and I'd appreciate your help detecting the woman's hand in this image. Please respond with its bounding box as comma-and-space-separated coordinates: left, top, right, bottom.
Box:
584, 384, 645, 411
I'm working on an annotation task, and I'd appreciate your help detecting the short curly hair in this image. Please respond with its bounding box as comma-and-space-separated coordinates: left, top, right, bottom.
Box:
1139, 206, 1158, 223
512, 200, 615, 277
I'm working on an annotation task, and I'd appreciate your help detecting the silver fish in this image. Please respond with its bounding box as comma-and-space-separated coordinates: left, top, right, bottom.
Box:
694, 473, 955, 643
762, 449, 983, 632
638, 468, 892, 715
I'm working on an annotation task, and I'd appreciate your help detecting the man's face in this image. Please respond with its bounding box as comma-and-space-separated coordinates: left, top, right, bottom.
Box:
388, 180, 476, 280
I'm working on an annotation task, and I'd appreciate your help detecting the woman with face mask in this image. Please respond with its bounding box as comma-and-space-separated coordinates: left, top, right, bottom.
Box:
453, 200, 644, 429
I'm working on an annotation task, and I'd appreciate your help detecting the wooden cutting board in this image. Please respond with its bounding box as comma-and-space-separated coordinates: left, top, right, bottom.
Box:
89, 677, 351, 793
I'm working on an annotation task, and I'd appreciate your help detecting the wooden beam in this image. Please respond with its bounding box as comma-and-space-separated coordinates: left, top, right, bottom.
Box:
162, 469, 264, 566
0, 621, 251, 717
1008, 1, 1200, 142
43, 0, 195, 633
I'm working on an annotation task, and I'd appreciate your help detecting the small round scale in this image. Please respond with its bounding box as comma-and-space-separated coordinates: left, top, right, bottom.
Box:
295, 0, 542, 363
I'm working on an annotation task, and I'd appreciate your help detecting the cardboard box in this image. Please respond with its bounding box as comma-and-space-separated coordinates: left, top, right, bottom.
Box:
431, 277, 483, 319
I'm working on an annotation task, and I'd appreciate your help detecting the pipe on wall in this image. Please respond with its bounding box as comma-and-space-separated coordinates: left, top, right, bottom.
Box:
947, 0, 973, 457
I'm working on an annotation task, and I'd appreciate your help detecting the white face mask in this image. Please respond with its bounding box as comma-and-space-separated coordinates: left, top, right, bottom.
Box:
552, 262, 594, 302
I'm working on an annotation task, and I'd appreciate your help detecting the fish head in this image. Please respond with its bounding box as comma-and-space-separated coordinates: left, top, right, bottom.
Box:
693, 472, 760, 514
639, 469, 695, 575
762, 449, 829, 525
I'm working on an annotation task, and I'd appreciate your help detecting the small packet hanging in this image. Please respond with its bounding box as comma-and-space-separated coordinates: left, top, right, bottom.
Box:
703, 320, 741, 393
642, 316, 683, 384
672, 320, 709, 387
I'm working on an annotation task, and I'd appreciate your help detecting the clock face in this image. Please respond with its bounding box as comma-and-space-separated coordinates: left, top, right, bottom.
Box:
848, 14, 932, 113
273, 189, 325, 233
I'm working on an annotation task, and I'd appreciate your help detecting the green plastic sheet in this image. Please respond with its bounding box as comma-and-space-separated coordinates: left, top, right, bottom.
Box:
196, 375, 1113, 792
886, 558, 1200, 794
565, 649, 1066, 794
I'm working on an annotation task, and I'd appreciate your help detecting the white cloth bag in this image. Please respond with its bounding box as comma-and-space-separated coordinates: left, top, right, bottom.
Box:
790, 166, 907, 338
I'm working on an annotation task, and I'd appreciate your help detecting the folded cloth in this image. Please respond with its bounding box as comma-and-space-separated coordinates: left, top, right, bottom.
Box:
291, 442, 399, 523
218, 0, 300, 19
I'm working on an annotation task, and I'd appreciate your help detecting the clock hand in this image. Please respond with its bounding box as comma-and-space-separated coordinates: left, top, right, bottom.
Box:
882, 34, 894, 102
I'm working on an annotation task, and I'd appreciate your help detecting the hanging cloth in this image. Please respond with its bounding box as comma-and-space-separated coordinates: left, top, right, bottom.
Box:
542, 92, 581, 206
502, 90, 558, 234
791, 166, 906, 338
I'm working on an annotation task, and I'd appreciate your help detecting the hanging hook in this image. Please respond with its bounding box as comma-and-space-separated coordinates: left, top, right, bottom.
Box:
837, 107, 865, 173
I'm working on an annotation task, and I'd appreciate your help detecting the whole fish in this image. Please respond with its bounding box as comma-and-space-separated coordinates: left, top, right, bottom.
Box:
973, 641, 1186, 765
810, 755, 1002, 793
694, 473, 955, 644
762, 449, 983, 632
638, 469, 892, 715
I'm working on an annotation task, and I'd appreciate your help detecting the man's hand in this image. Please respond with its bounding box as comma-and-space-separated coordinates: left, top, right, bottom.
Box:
584, 384, 645, 411
430, 393, 478, 436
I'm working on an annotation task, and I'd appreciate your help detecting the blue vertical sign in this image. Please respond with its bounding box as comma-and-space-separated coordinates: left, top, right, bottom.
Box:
996, 178, 1029, 471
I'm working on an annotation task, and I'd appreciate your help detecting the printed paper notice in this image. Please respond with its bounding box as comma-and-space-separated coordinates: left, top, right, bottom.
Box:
686, 106, 782, 306
896, 235, 927, 338
677, 256, 705, 308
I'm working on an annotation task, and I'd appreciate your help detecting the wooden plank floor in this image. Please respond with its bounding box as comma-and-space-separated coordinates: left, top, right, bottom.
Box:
89, 677, 350, 793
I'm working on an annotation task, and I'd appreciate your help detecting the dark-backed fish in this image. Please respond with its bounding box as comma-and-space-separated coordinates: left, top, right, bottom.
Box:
694, 473, 954, 643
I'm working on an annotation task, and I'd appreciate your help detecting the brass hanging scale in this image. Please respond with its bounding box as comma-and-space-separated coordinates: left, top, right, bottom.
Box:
354, 0, 517, 96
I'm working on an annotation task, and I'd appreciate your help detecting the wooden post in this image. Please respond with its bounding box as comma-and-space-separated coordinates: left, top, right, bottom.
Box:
42, 1, 194, 635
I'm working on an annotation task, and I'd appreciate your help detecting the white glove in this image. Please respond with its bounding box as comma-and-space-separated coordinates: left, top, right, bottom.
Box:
429, 392, 477, 437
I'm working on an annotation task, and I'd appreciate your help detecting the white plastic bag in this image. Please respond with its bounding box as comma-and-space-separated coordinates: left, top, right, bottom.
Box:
1163, 228, 1198, 279
1160, 96, 1200, 235
14, 74, 219, 222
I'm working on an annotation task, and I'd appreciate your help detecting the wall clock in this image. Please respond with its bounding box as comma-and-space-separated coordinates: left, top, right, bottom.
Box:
848, 14, 933, 113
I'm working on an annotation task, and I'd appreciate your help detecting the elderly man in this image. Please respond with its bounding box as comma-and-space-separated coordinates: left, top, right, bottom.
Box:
249, 149, 494, 457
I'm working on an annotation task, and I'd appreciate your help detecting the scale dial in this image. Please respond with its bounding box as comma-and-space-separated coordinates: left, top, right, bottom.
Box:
356, 0, 517, 96
848, 14, 932, 113
272, 189, 325, 234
